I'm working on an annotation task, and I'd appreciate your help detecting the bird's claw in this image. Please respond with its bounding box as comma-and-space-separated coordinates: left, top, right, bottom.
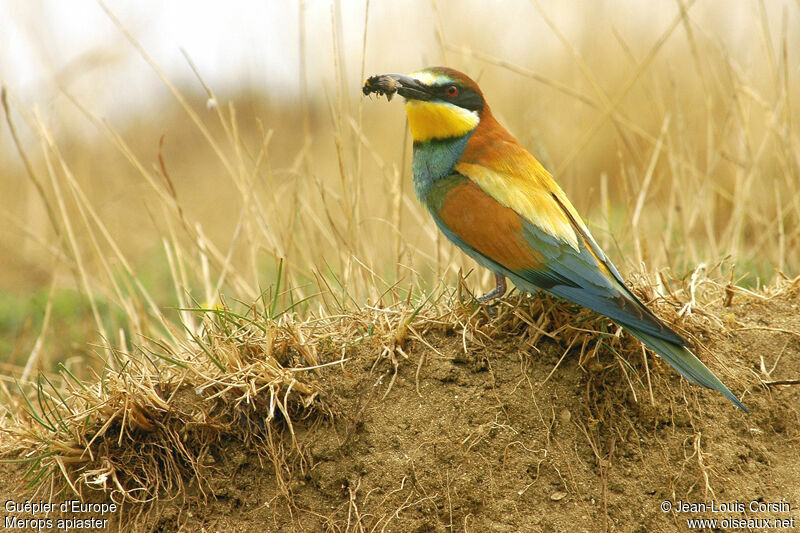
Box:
476, 274, 507, 304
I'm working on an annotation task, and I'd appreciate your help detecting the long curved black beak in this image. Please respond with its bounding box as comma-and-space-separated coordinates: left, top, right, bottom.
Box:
363, 73, 432, 102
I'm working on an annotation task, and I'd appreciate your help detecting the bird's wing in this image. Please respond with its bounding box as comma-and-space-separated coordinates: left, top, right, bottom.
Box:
426, 172, 685, 346
427, 171, 748, 411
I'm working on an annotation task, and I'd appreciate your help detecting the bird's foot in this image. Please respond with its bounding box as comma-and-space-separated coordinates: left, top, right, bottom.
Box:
476, 274, 507, 303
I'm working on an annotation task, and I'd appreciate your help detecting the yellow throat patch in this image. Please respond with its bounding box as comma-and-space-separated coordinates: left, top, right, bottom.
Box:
405, 100, 480, 143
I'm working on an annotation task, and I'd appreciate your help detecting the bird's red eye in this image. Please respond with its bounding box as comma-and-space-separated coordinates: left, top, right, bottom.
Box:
446, 85, 459, 97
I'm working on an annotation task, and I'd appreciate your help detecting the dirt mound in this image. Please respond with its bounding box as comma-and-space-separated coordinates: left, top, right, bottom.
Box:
2, 282, 799, 532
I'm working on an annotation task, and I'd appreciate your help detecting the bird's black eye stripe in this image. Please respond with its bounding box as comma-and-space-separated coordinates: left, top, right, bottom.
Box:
435, 84, 459, 99
434, 85, 483, 112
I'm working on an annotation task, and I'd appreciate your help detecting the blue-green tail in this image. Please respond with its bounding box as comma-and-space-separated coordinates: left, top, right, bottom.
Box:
625, 326, 748, 412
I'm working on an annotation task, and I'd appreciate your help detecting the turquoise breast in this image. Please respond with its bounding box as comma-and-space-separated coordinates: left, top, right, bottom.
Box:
411, 135, 472, 202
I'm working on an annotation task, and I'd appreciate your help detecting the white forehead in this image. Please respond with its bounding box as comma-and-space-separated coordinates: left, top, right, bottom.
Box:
409, 70, 451, 85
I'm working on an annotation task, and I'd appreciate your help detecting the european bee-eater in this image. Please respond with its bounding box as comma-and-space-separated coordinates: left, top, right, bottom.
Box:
363, 66, 747, 412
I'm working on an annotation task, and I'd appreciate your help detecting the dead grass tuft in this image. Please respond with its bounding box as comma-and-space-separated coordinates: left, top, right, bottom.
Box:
0, 299, 329, 508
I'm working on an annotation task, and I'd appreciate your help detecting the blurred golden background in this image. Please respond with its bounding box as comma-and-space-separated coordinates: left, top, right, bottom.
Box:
1, 0, 798, 370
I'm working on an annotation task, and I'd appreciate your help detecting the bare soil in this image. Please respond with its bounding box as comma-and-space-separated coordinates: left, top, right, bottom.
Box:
2, 287, 799, 532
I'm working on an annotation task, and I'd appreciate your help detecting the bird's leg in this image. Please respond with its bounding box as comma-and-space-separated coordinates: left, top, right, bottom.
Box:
477, 273, 507, 303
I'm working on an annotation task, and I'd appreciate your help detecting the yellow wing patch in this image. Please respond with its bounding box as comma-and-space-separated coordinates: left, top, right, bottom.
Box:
455, 156, 584, 251
405, 100, 480, 143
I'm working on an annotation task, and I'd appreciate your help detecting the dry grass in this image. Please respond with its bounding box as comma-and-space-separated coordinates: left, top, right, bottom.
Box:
0, 0, 798, 529
1, 293, 326, 504
0, 264, 789, 506
1, 264, 796, 528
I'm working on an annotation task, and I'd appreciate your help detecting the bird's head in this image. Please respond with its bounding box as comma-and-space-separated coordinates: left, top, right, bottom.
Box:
363, 67, 486, 143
